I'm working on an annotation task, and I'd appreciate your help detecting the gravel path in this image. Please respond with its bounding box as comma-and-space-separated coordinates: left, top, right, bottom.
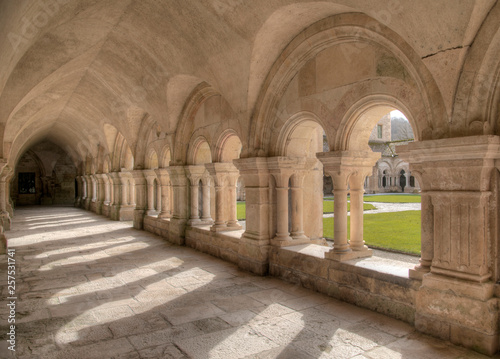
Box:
323, 201, 421, 218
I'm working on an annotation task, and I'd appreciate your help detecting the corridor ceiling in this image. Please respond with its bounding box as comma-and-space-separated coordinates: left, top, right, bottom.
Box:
0, 0, 495, 166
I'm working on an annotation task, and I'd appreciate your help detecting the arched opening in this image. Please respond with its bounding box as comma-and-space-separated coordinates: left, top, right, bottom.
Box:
11, 141, 77, 207
350, 108, 421, 256
217, 132, 244, 229
274, 118, 326, 243
188, 138, 213, 226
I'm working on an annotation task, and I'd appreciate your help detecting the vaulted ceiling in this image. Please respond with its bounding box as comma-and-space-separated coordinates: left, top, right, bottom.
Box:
0, 0, 495, 165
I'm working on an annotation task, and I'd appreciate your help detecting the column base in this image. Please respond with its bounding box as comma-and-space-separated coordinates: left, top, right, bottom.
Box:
271, 235, 310, 247
415, 273, 498, 356
409, 265, 430, 280
325, 248, 372, 261
187, 218, 202, 226
211, 223, 228, 232
226, 222, 242, 230
146, 210, 158, 216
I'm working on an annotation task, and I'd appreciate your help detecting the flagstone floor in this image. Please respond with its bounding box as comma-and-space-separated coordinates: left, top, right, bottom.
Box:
0, 206, 495, 359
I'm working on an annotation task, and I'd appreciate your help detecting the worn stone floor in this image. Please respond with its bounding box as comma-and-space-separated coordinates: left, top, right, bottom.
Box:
0, 206, 496, 359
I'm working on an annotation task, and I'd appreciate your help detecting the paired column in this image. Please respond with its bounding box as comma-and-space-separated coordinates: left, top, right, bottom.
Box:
268, 157, 314, 246
205, 163, 241, 231
155, 168, 172, 219
186, 166, 213, 225
317, 151, 380, 261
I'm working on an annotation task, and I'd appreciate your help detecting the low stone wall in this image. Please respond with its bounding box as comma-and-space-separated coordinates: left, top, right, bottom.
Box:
185, 226, 242, 266
144, 216, 170, 239
102, 204, 111, 217
143, 221, 419, 325
269, 244, 420, 324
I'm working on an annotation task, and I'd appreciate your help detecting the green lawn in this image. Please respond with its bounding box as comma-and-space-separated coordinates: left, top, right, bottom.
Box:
237, 202, 246, 220
237, 201, 376, 219
323, 210, 421, 255
362, 195, 421, 203
322, 201, 376, 213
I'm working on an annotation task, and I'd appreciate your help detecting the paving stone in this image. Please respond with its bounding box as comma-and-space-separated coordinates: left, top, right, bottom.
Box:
212, 294, 264, 312
127, 323, 204, 350
175, 326, 279, 359
137, 343, 187, 358
3, 207, 496, 359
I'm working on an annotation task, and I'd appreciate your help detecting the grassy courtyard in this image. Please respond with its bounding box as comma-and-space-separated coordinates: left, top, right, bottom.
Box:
322, 210, 421, 255
237, 195, 422, 255
362, 194, 421, 203
237, 200, 377, 219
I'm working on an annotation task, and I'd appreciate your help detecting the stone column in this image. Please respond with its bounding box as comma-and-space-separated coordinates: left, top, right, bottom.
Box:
155, 168, 172, 219
166, 166, 190, 245
103, 175, 111, 206
233, 158, 271, 275
143, 170, 157, 216
226, 172, 241, 229
155, 179, 161, 213
268, 157, 314, 246
74, 176, 83, 207
317, 151, 380, 261
91, 175, 98, 202
348, 168, 375, 253
0, 167, 12, 231
399, 136, 500, 355
289, 174, 307, 241
109, 172, 121, 220
85, 175, 93, 209
95, 174, 105, 215
111, 171, 135, 221
80, 176, 89, 209
186, 166, 210, 225
131, 170, 146, 228
205, 163, 240, 232
201, 174, 213, 223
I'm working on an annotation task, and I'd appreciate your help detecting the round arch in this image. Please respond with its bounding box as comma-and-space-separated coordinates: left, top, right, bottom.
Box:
452, 1, 500, 136
250, 12, 445, 156
214, 130, 243, 163
274, 112, 328, 158
188, 137, 212, 165
145, 147, 159, 169
335, 95, 418, 151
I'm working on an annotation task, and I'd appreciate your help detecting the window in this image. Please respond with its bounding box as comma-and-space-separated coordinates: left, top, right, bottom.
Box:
377, 125, 383, 139
18, 172, 36, 194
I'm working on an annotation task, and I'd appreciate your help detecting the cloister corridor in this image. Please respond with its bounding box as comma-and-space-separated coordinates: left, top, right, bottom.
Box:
0, 206, 494, 359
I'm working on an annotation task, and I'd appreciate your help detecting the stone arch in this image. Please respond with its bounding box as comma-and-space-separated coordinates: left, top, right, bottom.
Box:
274, 112, 328, 158
215, 130, 243, 163
159, 146, 171, 168
250, 12, 445, 155
335, 95, 418, 151
452, 2, 500, 136
189, 137, 212, 165
247, 2, 355, 113
145, 147, 159, 170
173, 82, 219, 165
